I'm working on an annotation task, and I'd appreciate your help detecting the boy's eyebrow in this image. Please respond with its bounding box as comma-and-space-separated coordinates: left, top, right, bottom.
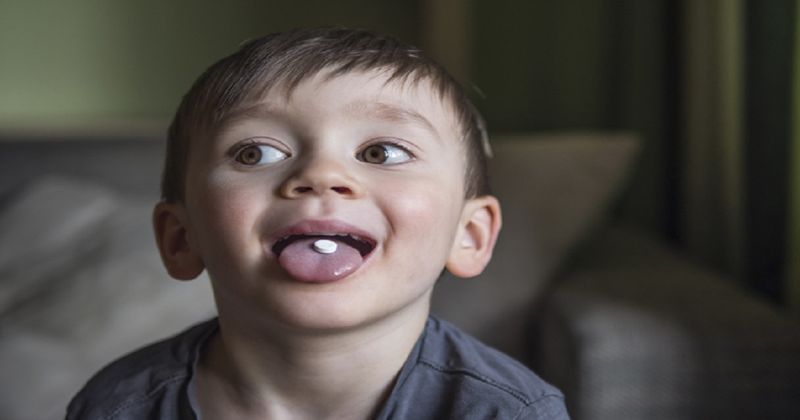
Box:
345, 101, 441, 138
223, 102, 281, 125
220, 100, 442, 139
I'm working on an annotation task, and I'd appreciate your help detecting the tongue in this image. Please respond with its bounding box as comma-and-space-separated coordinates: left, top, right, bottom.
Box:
277, 238, 364, 283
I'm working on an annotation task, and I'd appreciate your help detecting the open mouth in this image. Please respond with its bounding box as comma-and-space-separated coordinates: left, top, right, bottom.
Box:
271, 233, 377, 257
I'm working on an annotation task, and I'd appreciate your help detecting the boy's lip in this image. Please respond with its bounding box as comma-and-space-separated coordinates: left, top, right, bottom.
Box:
268, 219, 379, 257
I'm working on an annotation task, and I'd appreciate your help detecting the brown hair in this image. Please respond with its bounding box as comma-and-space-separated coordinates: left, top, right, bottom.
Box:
161, 27, 490, 202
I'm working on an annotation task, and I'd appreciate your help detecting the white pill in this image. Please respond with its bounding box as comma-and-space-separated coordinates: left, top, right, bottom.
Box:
312, 239, 338, 254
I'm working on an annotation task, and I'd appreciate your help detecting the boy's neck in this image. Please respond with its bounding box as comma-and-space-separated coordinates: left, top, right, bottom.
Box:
195, 298, 430, 420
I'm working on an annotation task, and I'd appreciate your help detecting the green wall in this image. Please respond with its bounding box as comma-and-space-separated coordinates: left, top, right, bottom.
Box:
471, 0, 673, 233
0, 0, 420, 125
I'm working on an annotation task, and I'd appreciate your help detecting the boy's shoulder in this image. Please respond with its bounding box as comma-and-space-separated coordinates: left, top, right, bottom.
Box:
66, 319, 217, 420
380, 316, 569, 419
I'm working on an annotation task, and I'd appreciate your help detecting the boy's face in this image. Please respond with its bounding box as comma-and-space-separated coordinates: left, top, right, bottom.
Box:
164, 69, 498, 332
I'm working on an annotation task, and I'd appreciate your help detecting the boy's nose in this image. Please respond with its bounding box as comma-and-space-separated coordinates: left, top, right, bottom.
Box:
279, 158, 364, 199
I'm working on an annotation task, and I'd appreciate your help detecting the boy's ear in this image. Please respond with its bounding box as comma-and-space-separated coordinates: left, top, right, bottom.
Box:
153, 201, 205, 280
446, 195, 502, 278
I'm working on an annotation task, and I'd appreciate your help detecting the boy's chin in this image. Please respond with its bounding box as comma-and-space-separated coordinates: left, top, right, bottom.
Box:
274, 296, 430, 336
221, 287, 433, 338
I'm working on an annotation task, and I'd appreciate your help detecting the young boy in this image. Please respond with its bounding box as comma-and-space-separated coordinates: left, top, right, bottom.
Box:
67, 28, 568, 419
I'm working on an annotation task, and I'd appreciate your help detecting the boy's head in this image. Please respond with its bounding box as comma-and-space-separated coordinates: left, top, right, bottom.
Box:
161, 27, 491, 204
154, 28, 501, 332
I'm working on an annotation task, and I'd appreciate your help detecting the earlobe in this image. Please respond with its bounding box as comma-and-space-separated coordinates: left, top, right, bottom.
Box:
446, 195, 502, 278
153, 201, 205, 280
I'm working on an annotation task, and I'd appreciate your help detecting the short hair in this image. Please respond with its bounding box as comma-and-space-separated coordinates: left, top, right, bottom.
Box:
161, 27, 491, 203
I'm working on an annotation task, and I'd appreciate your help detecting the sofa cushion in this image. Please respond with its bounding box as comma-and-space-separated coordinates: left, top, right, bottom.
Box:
0, 176, 116, 314
431, 132, 640, 360
0, 176, 215, 420
538, 224, 800, 419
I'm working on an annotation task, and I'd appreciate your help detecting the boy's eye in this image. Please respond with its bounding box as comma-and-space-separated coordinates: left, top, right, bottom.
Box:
234, 143, 289, 166
358, 143, 413, 165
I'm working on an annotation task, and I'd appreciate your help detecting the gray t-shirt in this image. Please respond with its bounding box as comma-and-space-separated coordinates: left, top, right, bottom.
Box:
67, 317, 569, 419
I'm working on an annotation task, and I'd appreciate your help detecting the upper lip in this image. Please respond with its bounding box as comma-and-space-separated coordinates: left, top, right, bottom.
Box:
269, 220, 378, 257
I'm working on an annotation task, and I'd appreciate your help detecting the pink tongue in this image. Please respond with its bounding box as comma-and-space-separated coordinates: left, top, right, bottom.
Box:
278, 238, 364, 283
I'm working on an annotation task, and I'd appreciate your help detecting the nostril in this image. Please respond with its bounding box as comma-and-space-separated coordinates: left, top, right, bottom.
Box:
288, 185, 353, 196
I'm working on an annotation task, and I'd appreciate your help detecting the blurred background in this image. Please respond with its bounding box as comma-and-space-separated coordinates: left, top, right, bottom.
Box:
1, 0, 799, 419
1, 0, 797, 307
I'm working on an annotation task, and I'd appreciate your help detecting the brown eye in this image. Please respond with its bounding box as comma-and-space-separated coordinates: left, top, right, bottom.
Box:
358, 143, 413, 165
361, 144, 389, 164
237, 145, 263, 165
233, 143, 289, 166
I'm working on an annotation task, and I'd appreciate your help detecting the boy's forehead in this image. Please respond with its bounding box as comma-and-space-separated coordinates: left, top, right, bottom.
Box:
220, 68, 462, 140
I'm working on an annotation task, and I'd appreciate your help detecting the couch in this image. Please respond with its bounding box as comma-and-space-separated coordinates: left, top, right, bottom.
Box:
1, 132, 798, 419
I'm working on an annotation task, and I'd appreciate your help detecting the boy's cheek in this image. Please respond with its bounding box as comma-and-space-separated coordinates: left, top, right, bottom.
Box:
186, 173, 271, 249
382, 182, 463, 243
